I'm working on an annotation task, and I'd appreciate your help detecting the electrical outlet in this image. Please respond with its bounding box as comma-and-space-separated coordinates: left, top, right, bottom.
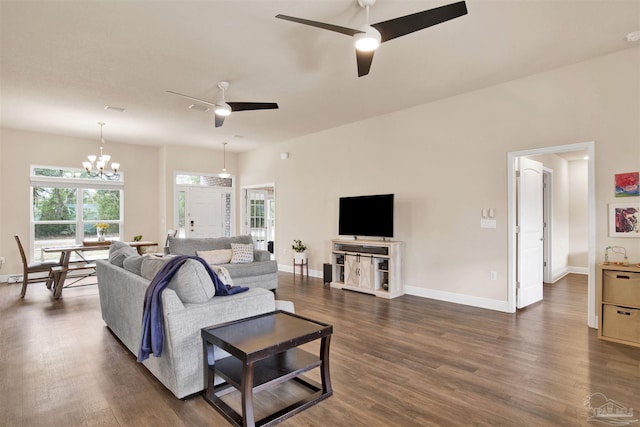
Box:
0, 256, 5, 264
490, 271, 498, 281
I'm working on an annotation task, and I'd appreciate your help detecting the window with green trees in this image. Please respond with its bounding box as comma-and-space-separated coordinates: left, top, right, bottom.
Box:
30, 166, 123, 261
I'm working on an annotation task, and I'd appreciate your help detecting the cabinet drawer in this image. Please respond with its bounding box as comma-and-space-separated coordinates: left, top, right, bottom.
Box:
602, 305, 640, 343
603, 270, 640, 306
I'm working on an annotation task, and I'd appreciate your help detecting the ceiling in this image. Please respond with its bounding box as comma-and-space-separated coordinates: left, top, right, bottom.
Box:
1, 1, 639, 153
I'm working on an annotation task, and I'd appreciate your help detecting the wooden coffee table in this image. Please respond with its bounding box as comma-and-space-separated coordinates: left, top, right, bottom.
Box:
201, 310, 333, 427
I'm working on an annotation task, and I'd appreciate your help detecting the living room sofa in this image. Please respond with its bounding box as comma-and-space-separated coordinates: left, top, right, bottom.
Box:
167, 235, 278, 291
96, 242, 293, 399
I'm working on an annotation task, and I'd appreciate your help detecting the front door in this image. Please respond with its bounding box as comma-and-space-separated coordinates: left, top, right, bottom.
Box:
517, 157, 544, 308
188, 187, 224, 238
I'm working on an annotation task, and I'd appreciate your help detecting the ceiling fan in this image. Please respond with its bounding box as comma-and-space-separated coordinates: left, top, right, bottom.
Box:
276, 0, 468, 77
167, 81, 279, 127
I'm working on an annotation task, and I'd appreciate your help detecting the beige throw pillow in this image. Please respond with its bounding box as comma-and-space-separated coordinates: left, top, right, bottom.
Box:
197, 249, 233, 265
210, 265, 234, 286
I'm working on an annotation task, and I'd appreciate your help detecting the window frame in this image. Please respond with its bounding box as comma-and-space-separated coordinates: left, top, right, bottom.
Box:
30, 165, 124, 262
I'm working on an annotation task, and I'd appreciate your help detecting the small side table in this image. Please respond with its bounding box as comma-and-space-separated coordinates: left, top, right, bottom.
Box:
293, 257, 309, 278
201, 311, 333, 427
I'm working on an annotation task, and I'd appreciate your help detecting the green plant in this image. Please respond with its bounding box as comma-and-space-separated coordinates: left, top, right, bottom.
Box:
133, 235, 142, 242
291, 239, 307, 253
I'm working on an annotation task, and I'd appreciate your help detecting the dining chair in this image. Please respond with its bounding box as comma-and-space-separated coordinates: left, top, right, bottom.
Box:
14, 235, 62, 298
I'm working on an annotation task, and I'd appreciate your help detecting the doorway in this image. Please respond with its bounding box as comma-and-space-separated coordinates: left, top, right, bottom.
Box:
241, 184, 276, 255
507, 142, 596, 327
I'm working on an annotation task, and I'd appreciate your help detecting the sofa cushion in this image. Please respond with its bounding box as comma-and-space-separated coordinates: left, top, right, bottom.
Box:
210, 265, 233, 286
167, 259, 216, 303
110, 245, 138, 267
168, 235, 254, 256
197, 249, 232, 265
140, 257, 216, 303
230, 243, 253, 264
141, 256, 170, 281
123, 254, 145, 276
109, 240, 131, 256
222, 260, 277, 278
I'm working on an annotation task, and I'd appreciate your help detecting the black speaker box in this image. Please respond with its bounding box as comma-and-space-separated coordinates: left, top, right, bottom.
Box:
323, 263, 332, 284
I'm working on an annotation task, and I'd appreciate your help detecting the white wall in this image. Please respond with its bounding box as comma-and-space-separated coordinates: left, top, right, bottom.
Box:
238, 47, 640, 308
0, 131, 235, 276
568, 159, 589, 270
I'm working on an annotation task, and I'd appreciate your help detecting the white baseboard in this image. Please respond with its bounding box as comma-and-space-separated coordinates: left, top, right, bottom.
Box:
278, 264, 322, 279
404, 285, 513, 313
276, 266, 511, 312
567, 266, 588, 275
1, 274, 21, 284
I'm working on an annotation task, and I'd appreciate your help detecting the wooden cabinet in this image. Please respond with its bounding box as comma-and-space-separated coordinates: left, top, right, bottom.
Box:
330, 239, 403, 299
597, 263, 640, 347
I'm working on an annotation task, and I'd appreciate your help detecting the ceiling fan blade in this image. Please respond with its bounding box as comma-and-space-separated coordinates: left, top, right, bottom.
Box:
356, 50, 375, 77
227, 102, 279, 112
276, 14, 362, 37
371, 1, 468, 43
215, 114, 225, 128
166, 90, 216, 107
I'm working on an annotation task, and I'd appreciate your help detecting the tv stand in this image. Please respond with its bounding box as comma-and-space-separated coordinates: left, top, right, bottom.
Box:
330, 239, 403, 299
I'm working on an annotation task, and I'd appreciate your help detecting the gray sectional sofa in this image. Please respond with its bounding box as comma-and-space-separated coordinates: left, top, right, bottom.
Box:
167, 235, 278, 290
96, 241, 293, 399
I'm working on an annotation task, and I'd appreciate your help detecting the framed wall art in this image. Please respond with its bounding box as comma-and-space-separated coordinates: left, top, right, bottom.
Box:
615, 172, 639, 197
609, 203, 640, 237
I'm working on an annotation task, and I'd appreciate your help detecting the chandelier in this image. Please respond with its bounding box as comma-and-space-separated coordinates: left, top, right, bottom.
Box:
82, 122, 120, 178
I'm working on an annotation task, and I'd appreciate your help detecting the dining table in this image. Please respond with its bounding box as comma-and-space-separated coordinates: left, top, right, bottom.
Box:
41, 240, 158, 298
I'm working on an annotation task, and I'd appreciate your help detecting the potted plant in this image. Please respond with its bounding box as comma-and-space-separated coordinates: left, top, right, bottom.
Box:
292, 239, 307, 263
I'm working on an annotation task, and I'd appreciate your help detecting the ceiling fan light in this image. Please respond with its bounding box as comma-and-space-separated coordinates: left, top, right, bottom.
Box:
219, 169, 231, 179
354, 27, 381, 52
215, 102, 232, 117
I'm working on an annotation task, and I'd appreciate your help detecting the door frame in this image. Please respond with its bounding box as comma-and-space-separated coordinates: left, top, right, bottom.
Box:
241, 182, 276, 252
542, 168, 553, 284
507, 141, 596, 327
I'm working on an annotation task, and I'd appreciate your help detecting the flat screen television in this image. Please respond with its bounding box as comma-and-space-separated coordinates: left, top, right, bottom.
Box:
338, 194, 394, 238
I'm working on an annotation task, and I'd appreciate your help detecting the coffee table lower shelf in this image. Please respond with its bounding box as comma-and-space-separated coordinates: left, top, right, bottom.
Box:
204, 348, 332, 427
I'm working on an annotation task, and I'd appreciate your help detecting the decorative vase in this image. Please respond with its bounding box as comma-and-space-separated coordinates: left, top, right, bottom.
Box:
97, 228, 106, 242
294, 252, 306, 263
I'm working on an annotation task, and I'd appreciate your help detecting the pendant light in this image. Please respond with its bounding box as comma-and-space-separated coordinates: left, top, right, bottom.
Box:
219, 142, 231, 178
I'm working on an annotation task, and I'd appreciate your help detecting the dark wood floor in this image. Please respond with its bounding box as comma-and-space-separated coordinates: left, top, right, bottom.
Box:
1, 272, 639, 426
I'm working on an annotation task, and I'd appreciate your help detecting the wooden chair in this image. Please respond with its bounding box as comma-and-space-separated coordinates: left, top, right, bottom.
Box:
14, 235, 62, 298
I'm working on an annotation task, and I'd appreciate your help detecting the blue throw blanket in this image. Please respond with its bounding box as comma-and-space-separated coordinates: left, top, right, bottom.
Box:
137, 255, 248, 362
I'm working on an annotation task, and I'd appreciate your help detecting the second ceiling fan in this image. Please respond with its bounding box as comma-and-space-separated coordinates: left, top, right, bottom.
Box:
167, 81, 279, 128
276, 0, 468, 77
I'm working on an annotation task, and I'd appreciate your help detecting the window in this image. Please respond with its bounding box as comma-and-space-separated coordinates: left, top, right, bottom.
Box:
31, 166, 124, 261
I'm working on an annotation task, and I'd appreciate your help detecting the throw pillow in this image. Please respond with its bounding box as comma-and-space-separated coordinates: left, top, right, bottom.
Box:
167, 259, 216, 303
197, 249, 232, 265
123, 254, 145, 276
230, 242, 253, 264
210, 265, 233, 286
109, 245, 138, 267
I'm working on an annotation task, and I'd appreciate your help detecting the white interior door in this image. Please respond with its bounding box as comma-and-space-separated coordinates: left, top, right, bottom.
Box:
517, 157, 544, 308
188, 187, 223, 238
